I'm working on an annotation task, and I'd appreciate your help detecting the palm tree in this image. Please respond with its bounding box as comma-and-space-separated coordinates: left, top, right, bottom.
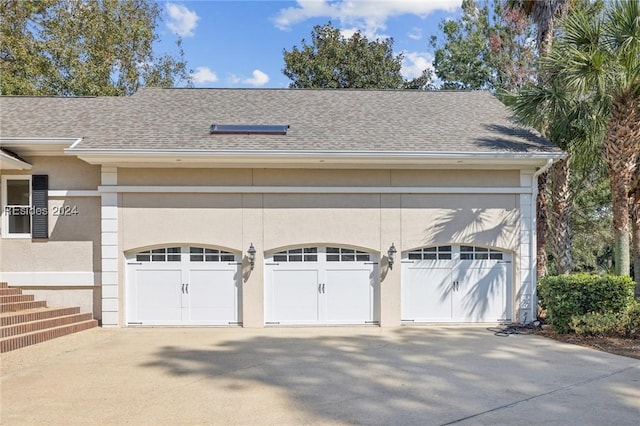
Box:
508, 0, 571, 277
504, 73, 606, 274
509, 0, 572, 55
546, 0, 640, 276
631, 152, 640, 292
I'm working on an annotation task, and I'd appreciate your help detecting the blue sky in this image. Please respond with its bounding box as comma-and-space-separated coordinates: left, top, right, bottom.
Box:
156, 1, 464, 88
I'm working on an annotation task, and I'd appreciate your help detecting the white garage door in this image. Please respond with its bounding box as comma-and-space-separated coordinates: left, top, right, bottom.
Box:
126, 246, 241, 326
402, 245, 511, 323
265, 246, 378, 325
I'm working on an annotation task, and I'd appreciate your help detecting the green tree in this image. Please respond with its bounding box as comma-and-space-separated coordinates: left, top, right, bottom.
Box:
0, 0, 191, 96
429, 0, 536, 91
523, 0, 640, 279
558, 0, 639, 278
632, 151, 640, 292
504, 68, 607, 274
507, 0, 571, 277
570, 165, 614, 274
431, 0, 568, 276
282, 23, 405, 89
508, 0, 572, 57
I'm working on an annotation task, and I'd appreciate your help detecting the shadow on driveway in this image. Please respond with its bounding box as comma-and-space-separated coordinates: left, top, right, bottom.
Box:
2, 326, 639, 425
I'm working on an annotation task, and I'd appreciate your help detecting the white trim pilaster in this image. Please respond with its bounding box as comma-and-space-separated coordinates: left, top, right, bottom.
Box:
101, 167, 119, 326
519, 171, 535, 323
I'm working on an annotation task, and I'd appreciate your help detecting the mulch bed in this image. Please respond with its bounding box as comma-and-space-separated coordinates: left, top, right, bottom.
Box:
536, 329, 640, 360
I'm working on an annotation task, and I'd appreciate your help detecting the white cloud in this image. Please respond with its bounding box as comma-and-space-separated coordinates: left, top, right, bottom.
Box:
227, 70, 270, 87
228, 74, 242, 85
408, 27, 422, 40
166, 3, 200, 37
273, 0, 460, 39
401, 51, 434, 80
192, 67, 218, 84
339, 27, 359, 39
273, 0, 339, 30
243, 70, 270, 87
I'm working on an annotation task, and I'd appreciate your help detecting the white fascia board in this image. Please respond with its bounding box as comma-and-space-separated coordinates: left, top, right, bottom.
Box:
99, 185, 532, 194
0, 150, 32, 170
69, 149, 567, 168
1, 138, 82, 156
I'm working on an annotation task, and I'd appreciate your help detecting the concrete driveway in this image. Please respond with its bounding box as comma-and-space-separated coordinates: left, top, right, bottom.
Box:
1, 326, 639, 425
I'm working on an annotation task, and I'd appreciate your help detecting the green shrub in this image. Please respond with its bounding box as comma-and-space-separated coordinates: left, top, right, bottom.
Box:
570, 300, 640, 338
570, 312, 622, 336
620, 300, 640, 339
537, 274, 635, 333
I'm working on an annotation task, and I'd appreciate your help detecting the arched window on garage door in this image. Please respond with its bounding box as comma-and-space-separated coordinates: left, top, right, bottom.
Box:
402, 245, 511, 323
265, 246, 377, 325
126, 245, 241, 326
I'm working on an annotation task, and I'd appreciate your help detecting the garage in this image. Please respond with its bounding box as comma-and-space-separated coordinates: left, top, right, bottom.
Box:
126, 246, 241, 326
264, 246, 378, 325
401, 245, 512, 323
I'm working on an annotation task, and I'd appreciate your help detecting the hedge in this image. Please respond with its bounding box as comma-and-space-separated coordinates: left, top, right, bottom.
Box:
537, 273, 636, 333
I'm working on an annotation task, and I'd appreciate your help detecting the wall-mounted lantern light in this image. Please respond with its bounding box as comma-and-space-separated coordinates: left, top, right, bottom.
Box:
388, 243, 397, 269
248, 243, 256, 270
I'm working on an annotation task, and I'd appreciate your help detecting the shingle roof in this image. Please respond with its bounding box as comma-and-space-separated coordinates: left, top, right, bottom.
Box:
0, 88, 560, 154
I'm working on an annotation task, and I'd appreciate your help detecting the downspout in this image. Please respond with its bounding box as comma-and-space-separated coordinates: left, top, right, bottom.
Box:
528, 158, 554, 323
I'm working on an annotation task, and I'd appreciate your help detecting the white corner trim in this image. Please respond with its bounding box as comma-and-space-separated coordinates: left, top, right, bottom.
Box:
0, 271, 99, 286
527, 158, 555, 321
98, 185, 532, 194
48, 190, 101, 197
68, 138, 84, 149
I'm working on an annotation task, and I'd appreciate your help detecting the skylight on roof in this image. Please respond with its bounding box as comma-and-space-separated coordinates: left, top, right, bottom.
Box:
210, 124, 289, 135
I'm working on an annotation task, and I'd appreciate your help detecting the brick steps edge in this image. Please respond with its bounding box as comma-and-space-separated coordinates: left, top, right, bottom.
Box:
0, 294, 35, 303
0, 319, 98, 353
0, 307, 81, 327
0, 313, 94, 338
0, 300, 48, 313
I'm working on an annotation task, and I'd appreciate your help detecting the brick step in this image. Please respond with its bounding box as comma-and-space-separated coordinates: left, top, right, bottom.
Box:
0, 294, 35, 304
0, 300, 47, 313
0, 319, 98, 353
0, 282, 7, 288
0, 306, 81, 326
0, 312, 94, 338
0, 288, 22, 295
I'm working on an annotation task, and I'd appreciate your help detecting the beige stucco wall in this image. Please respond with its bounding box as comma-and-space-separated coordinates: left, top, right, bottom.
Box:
2, 163, 526, 327
0, 156, 101, 318
118, 168, 253, 186
116, 167, 523, 328
117, 168, 521, 188
120, 193, 244, 252
20, 287, 101, 319
391, 169, 519, 187
401, 194, 520, 252
0, 157, 101, 273
263, 194, 382, 251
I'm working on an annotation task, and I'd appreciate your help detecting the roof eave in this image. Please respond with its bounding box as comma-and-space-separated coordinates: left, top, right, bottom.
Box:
66, 149, 566, 169
1, 138, 82, 156
0, 150, 32, 170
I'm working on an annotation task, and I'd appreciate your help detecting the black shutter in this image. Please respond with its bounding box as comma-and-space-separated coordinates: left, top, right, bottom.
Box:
32, 175, 48, 240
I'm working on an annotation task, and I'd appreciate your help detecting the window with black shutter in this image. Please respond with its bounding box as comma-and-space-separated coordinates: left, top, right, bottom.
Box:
2, 176, 31, 238
31, 175, 48, 240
